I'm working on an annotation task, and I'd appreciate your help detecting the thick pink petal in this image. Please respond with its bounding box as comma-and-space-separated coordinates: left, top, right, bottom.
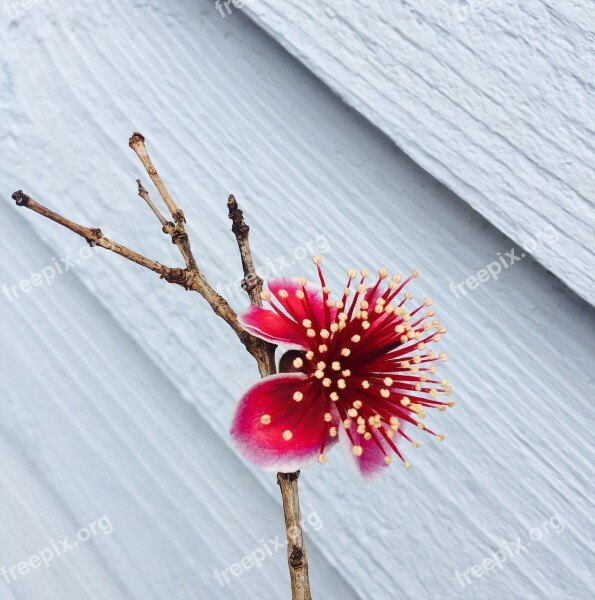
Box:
230, 373, 338, 472
338, 422, 394, 482
239, 305, 307, 348
268, 278, 326, 329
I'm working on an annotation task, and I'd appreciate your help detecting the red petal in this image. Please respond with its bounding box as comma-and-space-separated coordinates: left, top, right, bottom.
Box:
230, 373, 338, 472
338, 422, 395, 481
269, 278, 326, 329
239, 305, 307, 348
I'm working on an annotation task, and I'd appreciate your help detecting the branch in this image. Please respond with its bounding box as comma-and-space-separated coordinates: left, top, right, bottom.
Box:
227, 197, 312, 599
10, 191, 252, 356
13, 133, 313, 600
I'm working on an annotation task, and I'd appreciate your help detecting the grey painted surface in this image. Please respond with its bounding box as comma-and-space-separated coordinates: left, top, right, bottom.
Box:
0, 0, 593, 599
240, 0, 595, 305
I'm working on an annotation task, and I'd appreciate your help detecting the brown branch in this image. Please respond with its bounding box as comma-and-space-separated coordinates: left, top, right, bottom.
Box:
278, 472, 312, 600
13, 133, 313, 600
10, 191, 253, 357
228, 197, 312, 599
136, 179, 168, 227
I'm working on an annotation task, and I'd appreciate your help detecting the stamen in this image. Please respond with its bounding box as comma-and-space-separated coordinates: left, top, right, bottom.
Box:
282, 430, 293, 441
260, 414, 271, 425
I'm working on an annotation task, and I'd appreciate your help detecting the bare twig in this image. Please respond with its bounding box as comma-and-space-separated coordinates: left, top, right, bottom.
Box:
12, 133, 313, 599
228, 198, 312, 599
136, 179, 168, 227
278, 472, 312, 600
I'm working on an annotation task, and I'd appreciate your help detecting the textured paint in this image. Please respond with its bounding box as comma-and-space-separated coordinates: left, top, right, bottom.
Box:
0, 1, 594, 599
240, 0, 595, 305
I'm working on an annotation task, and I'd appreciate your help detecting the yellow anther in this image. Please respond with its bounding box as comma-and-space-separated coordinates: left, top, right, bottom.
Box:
317, 361, 326, 370
278, 289, 288, 298
361, 380, 370, 389
324, 412, 332, 422
357, 425, 366, 434
417, 422, 425, 429
353, 400, 363, 409
335, 300, 344, 309
302, 318, 312, 328
305, 350, 314, 360
343, 418, 352, 429
380, 389, 390, 398
357, 284, 366, 294
260, 290, 271, 300
401, 396, 411, 406
320, 329, 330, 339
378, 268, 388, 279
364, 432, 372, 440
351, 334, 361, 343
433, 334, 442, 342
342, 369, 351, 377
347, 408, 358, 418
330, 391, 339, 402
447, 401, 455, 407
348, 268, 357, 278
297, 276, 306, 286
383, 377, 393, 386
424, 297, 432, 306
384, 456, 393, 464
337, 379, 346, 389
331, 361, 341, 371
404, 461, 411, 469
260, 414, 271, 425
318, 454, 327, 464
386, 429, 394, 439
412, 269, 419, 278
330, 323, 339, 333
413, 356, 421, 364
329, 426, 338, 437
362, 321, 370, 330
293, 391, 304, 402
307, 328, 316, 338
437, 434, 445, 442
412, 441, 420, 449
343, 287, 351, 296
296, 290, 305, 300
319, 344, 328, 353
440, 353, 449, 362
312, 255, 322, 265
314, 370, 325, 379
429, 389, 438, 398
341, 348, 351, 357
352, 445, 363, 456
282, 430, 293, 441
293, 357, 304, 368
322, 378, 332, 387
391, 274, 401, 282
360, 300, 369, 310
390, 416, 399, 430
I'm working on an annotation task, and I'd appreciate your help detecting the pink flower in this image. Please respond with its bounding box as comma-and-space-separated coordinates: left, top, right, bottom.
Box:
230, 258, 453, 480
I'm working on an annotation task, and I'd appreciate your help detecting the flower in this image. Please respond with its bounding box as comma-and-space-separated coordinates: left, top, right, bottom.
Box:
230, 257, 453, 480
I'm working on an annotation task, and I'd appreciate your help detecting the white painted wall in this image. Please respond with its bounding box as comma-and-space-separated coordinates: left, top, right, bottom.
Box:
240, 0, 595, 306
1, 1, 593, 599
